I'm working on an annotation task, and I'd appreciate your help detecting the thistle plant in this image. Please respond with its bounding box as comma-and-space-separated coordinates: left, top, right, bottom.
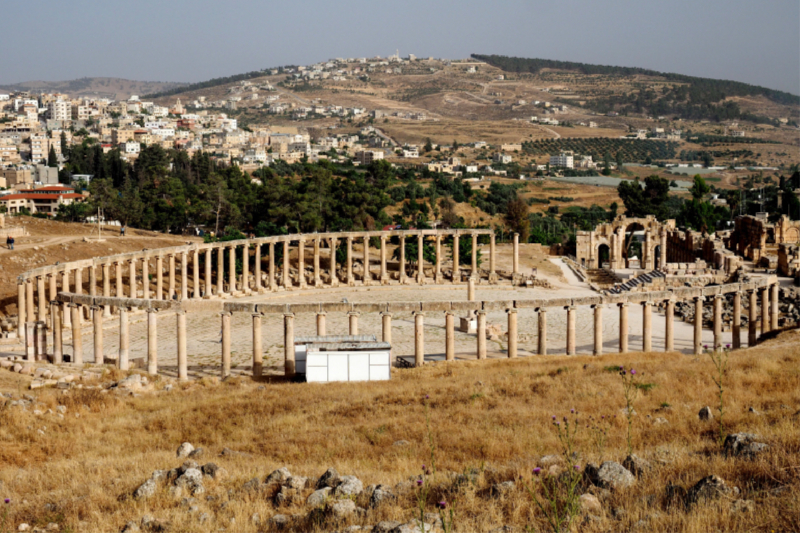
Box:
618, 366, 641, 456
415, 396, 456, 533
525, 411, 583, 533
707, 344, 730, 448
586, 414, 611, 461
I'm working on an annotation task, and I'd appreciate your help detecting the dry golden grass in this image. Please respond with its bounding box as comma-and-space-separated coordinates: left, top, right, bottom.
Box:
1, 330, 799, 532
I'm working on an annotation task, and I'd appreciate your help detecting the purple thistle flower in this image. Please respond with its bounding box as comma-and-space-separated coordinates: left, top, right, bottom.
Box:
570, 408, 575, 413
425, 395, 429, 399
630, 369, 636, 375
416, 479, 423, 486
551, 415, 556, 420
422, 464, 426, 470
554, 421, 560, 426
533, 467, 542, 475
437, 500, 447, 509
3, 498, 9, 504
704, 344, 709, 349
726, 343, 731, 348
574, 465, 581, 471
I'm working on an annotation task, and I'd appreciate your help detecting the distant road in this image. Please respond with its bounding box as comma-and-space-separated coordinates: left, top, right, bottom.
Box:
373, 128, 398, 147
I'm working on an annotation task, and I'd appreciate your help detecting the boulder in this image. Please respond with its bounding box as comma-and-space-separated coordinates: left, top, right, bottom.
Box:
392, 440, 410, 447
306, 487, 332, 507
328, 499, 357, 519
283, 476, 308, 491
315, 467, 340, 489
201, 463, 226, 479
388, 523, 434, 533
622, 455, 653, 477
539, 454, 562, 467
586, 461, 635, 490
731, 499, 755, 513
187, 447, 204, 459
175, 468, 204, 496
698, 406, 713, 421
176, 442, 194, 458
370, 485, 395, 507
687, 475, 739, 506
723, 433, 768, 458
579, 493, 602, 514
133, 479, 157, 500
490, 481, 516, 497
373, 522, 402, 533
268, 514, 289, 529
265, 467, 292, 485
334, 475, 363, 497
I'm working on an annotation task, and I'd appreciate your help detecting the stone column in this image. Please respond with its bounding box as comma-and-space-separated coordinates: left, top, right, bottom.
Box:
417, 233, 425, 284
593, 304, 603, 356
228, 246, 237, 293
760, 287, 769, 334
51, 302, 62, 364
313, 239, 321, 287
382, 312, 393, 362
115, 262, 123, 300
445, 311, 455, 361
17, 282, 25, 339
129, 258, 137, 299
507, 309, 518, 358
296, 238, 306, 288
147, 309, 158, 376
476, 310, 487, 359
329, 237, 339, 287
26, 278, 35, 323
694, 297, 703, 355
242, 244, 250, 293
346, 237, 354, 286
37, 276, 46, 323
192, 250, 200, 298
118, 307, 129, 371
434, 235, 442, 283
70, 304, 82, 365
362, 236, 370, 285
452, 233, 460, 282
645, 230, 653, 269
748, 290, 757, 346
61, 272, 71, 327
89, 266, 97, 302
141, 257, 149, 300
537, 308, 547, 356
770, 284, 779, 331
217, 248, 225, 295
660, 230, 667, 268
471, 233, 478, 279
643, 301, 652, 352
468, 278, 475, 301
284, 313, 296, 377
713, 295, 723, 351
316, 312, 327, 336
177, 310, 187, 381
221, 311, 231, 378
205, 249, 213, 297
380, 235, 388, 284
489, 233, 497, 283
92, 306, 103, 364
566, 306, 576, 355
348, 311, 360, 335
254, 244, 262, 292
169, 254, 176, 299
399, 235, 407, 284
180, 252, 189, 300
512, 233, 520, 275
269, 242, 277, 291
156, 256, 164, 300
283, 240, 292, 288
252, 313, 263, 377
50, 274, 60, 322
619, 303, 629, 353
102, 264, 111, 316
414, 311, 425, 367
665, 300, 675, 352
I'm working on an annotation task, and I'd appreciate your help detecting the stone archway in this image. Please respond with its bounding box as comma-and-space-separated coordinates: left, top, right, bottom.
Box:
622, 223, 645, 268
654, 245, 661, 269
597, 243, 610, 269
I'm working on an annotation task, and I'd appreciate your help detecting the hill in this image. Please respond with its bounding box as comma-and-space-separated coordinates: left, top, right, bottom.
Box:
0, 77, 186, 100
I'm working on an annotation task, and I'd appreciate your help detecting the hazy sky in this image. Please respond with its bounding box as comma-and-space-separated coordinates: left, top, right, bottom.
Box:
2, 0, 798, 94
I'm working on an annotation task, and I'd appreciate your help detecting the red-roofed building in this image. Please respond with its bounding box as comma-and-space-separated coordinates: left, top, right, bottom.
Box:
0, 186, 84, 215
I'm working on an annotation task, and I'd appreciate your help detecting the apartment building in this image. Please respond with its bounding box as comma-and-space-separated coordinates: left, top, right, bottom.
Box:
356, 150, 384, 165
549, 152, 574, 169
47, 100, 72, 121
0, 185, 83, 215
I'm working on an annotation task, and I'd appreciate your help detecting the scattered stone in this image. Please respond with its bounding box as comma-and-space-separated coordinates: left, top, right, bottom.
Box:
328, 499, 357, 519
175, 468, 204, 496
133, 478, 158, 500
334, 475, 363, 497
265, 467, 292, 485
284, 476, 308, 491
316, 467, 340, 489
176, 442, 194, 458
731, 499, 755, 513
579, 493, 602, 514
723, 433, 769, 458
242, 477, 262, 492
373, 522, 403, 533
370, 484, 395, 507
388, 523, 434, 533
539, 454, 562, 467
179, 460, 199, 474
392, 440, 410, 447
17, 524, 30, 532
268, 514, 288, 528
698, 406, 713, 421
687, 475, 739, 506
120, 522, 141, 533
622, 455, 653, 477
586, 461, 635, 490
654, 417, 669, 425
187, 447, 204, 459
307, 487, 332, 507
201, 463, 226, 479
748, 406, 760, 416
490, 481, 516, 497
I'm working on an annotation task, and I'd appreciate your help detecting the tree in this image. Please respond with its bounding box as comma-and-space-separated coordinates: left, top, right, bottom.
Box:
504, 198, 530, 242
690, 175, 710, 200
617, 176, 670, 219
423, 138, 433, 153
47, 146, 58, 168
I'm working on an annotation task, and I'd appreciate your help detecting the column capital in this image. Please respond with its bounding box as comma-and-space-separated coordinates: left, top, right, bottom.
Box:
220, 310, 232, 317
476, 309, 487, 316
591, 303, 603, 309
413, 310, 425, 317
147, 308, 159, 314
565, 305, 575, 311
536, 307, 547, 313
347, 310, 361, 317
506, 308, 518, 314
283, 312, 295, 318
380, 311, 393, 317
618, 302, 628, 308
642, 300, 653, 306
175, 309, 186, 316
251, 312, 263, 318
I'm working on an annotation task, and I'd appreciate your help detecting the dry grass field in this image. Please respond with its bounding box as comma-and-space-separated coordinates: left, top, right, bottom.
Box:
1, 327, 797, 532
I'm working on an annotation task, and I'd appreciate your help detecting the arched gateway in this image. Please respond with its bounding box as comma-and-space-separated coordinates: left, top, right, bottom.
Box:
576, 215, 675, 271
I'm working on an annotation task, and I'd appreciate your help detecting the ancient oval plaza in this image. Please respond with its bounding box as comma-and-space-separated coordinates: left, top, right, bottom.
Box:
10, 214, 791, 383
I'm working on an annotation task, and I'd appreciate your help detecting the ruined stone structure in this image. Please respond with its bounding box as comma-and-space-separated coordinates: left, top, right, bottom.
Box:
728, 215, 800, 264
778, 243, 800, 277
576, 215, 674, 270
15, 227, 779, 381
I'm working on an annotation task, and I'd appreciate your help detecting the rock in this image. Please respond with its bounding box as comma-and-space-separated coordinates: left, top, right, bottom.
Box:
187, 447, 204, 459
687, 475, 740, 506
664, 484, 687, 507
622, 455, 653, 477
268, 514, 289, 529
265, 467, 292, 485
373, 522, 403, 533
133, 478, 160, 500
175, 468, 204, 496
17, 524, 30, 532
392, 440, 410, 446
586, 461, 635, 490
201, 463, 226, 480
307, 487, 332, 507
490, 481, 516, 497
698, 406, 713, 421
654, 417, 669, 425
283, 476, 308, 491
328, 499, 357, 519
179, 460, 199, 474
334, 475, 363, 497
579, 493, 602, 514
242, 477, 262, 491
274, 485, 296, 506
316, 467, 340, 489
370, 485, 395, 507
723, 433, 769, 458
120, 521, 141, 533
388, 523, 434, 533
176, 442, 194, 458
731, 499, 755, 513
539, 454, 562, 467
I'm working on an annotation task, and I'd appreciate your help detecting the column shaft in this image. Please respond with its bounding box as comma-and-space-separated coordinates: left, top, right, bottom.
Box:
169, 254, 176, 299
71, 305, 82, 365
382, 312, 393, 362
228, 246, 236, 293
37, 276, 46, 323
177, 311, 188, 381
566, 306, 576, 355
761, 287, 769, 335
445, 312, 455, 361
380, 236, 388, 283
119, 308, 129, 371
435, 236, 442, 283
748, 290, 757, 346
414, 312, 424, 367
417, 234, 425, 284
298, 239, 306, 288
180, 252, 188, 300
242, 244, 249, 293
713, 296, 723, 351
619, 303, 629, 353
399, 235, 407, 283
329, 238, 339, 287
349, 312, 359, 335
283, 241, 291, 288
770, 284, 779, 331
51, 302, 62, 364
362, 236, 369, 285
643, 302, 652, 352
255, 244, 262, 292
284, 313, 295, 377
512, 233, 519, 274
93, 307, 103, 364
193, 250, 200, 298
142, 257, 150, 300
147, 310, 158, 376
217, 248, 225, 294
269, 242, 276, 291
471, 233, 478, 279
252, 313, 263, 377
156, 256, 164, 300
593, 305, 603, 355
205, 249, 213, 297
694, 297, 703, 355
507, 310, 518, 358
17, 282, 25, 338
665, 300, 675, 352
129, 259, 137, 299
489, 233, 496, 280
313, 239, 321, 286
538, 309, 547, 355
477, 310, 487, 359
452, 234, 459, 282
221, 312, 231, 378
316, 312, 327, 336
102, 264, 111, 316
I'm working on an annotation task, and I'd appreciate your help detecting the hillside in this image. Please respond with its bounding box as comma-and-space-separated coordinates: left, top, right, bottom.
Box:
0, 77, 185, 100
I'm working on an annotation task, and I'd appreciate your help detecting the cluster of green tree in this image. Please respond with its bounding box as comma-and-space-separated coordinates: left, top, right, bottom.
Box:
526, 204, 617, 246
687, 134, 779, 146
527, 197, 551, 205
472, 54, 799, 108
549, 196, 574, 202
473, 181, 525, 216
679, 149, 754, 161
522, 138, 677, 163
143, 68, 282, 99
